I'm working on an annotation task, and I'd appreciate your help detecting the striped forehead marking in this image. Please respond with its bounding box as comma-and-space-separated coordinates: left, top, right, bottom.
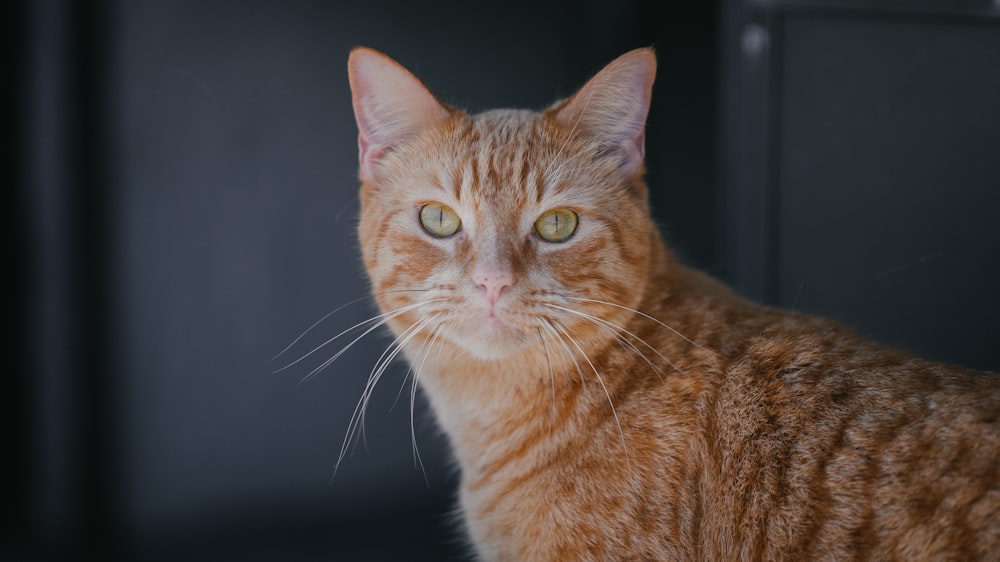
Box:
448, 110, 574, 208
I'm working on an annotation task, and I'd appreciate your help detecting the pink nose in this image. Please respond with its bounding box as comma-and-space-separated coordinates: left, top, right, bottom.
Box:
473, 266, 515, 305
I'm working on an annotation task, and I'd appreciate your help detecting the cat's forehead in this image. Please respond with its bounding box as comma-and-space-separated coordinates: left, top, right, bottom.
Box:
473, 108, 537, 126
459, 108, 550, 156
435, 108, 590, 207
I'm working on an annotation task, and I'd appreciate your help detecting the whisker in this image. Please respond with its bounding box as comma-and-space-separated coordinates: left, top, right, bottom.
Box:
544, 149, 591, 187
547, 304, 655, 363
294, 311, 400, 383
561, 296, 709, 352
349, 316, 428, 459
544, 89, 594, 183
409, 322, 446, 486
549, 319, 632, 475
355, 315, 436, 452
536, 325, 558, 425
272, 288, 434, 361
389, 323, 438, 414
280, 298, 446, 379
541, 318, 589, 398
543, 303, 681, 376
272, 296, 372, 362
333, 314, 436, 479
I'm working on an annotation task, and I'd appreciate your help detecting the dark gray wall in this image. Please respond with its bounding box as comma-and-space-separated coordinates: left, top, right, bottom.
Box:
721, 0, 1000, 372
775, 13, 1000, 369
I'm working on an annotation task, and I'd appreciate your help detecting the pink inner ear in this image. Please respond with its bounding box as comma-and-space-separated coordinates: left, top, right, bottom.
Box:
619, 130, 646, 178
551, 49, 656, 180
357, 132, 385, 179
358, 133, 370, 167
348, 48, 452, 183
351, 82, 386, 180
356, 126, 381, 182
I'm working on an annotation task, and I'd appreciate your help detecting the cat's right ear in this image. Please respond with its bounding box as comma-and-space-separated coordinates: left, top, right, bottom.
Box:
348, 48, 450, 182
552, 48, 656, 179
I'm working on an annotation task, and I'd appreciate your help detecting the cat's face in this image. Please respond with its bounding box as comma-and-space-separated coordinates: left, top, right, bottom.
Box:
350, 48, 657, 362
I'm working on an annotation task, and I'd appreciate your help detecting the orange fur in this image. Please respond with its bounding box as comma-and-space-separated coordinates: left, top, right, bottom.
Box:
348, 47, 1000, 561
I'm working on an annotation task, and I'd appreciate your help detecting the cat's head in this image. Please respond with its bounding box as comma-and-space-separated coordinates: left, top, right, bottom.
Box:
349, 48, 659, 362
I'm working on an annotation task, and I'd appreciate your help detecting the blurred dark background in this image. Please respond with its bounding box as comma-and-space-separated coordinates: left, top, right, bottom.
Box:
7, 0, 999, 560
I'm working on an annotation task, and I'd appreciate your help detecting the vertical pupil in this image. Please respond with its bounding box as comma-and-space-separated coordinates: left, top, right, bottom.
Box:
438, 207, 443, 227
553, 213, 559, 232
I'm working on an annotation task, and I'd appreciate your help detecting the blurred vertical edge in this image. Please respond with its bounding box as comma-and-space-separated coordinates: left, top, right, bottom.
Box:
19, 0, 121, 559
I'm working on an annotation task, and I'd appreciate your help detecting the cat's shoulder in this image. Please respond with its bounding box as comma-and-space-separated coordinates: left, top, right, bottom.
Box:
665, 265, 999, 397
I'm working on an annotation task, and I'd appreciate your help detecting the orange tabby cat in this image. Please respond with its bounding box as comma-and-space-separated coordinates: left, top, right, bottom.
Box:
345, 47, 1000, 561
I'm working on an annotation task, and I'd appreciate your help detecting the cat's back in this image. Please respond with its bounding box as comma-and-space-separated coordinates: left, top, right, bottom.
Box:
677, 270, 1000, 560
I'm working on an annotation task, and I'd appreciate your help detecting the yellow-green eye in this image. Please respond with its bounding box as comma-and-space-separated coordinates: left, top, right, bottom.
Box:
419, 202, 462, 238
534, 208, 578, 243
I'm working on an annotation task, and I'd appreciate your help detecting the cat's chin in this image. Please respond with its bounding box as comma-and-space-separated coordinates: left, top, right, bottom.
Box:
452, 317, 532, 361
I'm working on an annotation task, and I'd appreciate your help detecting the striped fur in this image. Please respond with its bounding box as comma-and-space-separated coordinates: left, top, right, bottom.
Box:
348, 47, 1000, 561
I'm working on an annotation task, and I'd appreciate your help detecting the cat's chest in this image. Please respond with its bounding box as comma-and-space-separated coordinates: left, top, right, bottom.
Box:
458, 451, 692, 562
450, 402, 700, 560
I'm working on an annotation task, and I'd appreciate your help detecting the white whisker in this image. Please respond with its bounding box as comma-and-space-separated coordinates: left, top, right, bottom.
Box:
536, 325, 558, 425
409, 322, 446, 486
543, 302, 681, 376
356, 315, 436, 452
272, 289, 433, 362
280, 298, 446, 380
545, 89, 594, 183
541, 318, 589, 398
349, 316, 428, 459
334, 314, 437, 479
562, 296, 709, 352
549, 319, 632, 475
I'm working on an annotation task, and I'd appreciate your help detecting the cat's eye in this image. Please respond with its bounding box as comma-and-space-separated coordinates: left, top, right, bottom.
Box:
534, 208, 578, 243
419, 202, 462, 238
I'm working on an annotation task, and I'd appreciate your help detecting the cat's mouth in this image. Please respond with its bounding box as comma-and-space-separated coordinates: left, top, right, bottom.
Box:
479, 313, 517, 336
450, 306, 531, 359
476, 309, 521, 336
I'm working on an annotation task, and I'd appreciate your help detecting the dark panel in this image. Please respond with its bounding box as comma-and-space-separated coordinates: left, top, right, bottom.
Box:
4, 0, 30, 552
777, 14, 1000, 370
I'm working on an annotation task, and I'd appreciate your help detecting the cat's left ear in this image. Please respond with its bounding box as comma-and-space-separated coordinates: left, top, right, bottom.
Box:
348, 47, 450, 182
552, 48, 656, 178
